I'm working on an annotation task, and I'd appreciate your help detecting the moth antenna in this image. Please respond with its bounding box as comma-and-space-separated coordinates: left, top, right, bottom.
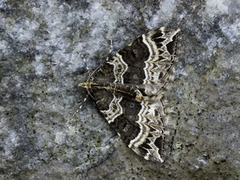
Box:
75, 52, 92, 114
80, 96, 89, 108
77, 51, 90, 71
73, 96, 89, 117
78, 50, 97, 100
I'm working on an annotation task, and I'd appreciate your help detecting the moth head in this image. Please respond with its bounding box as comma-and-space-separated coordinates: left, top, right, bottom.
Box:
78, 74, 96, 100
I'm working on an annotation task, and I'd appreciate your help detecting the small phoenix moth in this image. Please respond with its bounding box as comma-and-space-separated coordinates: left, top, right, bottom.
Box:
79, 27, 181, 162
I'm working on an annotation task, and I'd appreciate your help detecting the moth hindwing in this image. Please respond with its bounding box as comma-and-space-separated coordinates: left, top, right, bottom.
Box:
79, 27, 181, 162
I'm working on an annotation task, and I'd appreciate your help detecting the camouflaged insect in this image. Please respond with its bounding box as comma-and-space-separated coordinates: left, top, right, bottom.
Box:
79, 27, 181, 162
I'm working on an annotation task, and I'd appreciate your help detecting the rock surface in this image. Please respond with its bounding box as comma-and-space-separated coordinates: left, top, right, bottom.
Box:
0, 0, 239, 179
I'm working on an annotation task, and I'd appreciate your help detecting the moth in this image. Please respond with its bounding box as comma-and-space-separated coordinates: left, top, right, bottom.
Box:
79, 27, 181, 162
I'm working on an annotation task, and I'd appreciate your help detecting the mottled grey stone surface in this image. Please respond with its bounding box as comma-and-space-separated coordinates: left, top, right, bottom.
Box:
0, 0, 239, 179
